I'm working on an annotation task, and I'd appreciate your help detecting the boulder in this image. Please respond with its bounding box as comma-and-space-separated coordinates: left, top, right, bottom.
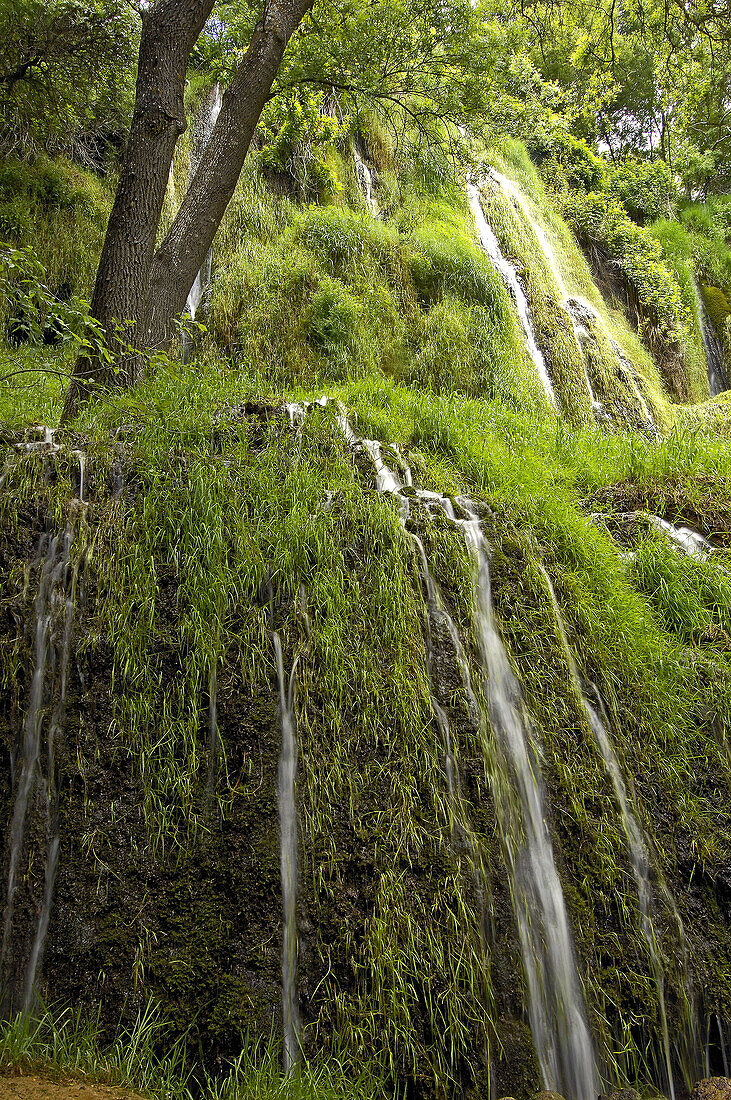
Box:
692, 1080, 731, 1100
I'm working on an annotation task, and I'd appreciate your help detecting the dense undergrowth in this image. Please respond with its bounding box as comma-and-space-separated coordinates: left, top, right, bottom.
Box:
1, 117, 731, 1098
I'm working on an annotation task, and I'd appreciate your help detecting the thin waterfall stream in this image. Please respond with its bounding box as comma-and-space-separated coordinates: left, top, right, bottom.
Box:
539, 562, 677, 1099
273, 632, 300, 1073
1, 447, 85, 1011
333, 406, 598, 1099
23, 523, 79, 1013
694, 281, 726, 396
467, 182, 557, 408
353, 145, 378, 216
490, 170, 658, 432
1, 532, 66, 982
458, 506, 598, 1100
183, 83, 223, 354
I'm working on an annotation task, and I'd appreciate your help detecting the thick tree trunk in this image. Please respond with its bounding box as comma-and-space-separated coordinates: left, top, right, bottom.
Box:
143, 0, 315, 352
61, 0, 215, 424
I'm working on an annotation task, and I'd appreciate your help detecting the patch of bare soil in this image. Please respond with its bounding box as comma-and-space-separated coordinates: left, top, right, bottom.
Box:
0, 1075, 147, 1100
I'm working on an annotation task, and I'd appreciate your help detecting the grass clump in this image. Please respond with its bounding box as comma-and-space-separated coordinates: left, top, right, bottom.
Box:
0, 1003, 392, 1100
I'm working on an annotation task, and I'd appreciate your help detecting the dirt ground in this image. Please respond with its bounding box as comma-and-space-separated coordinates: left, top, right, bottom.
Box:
0, 1076, 147, 1100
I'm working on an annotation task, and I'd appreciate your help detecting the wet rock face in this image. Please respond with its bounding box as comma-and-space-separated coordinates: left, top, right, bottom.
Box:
692, 1079, 731, 1100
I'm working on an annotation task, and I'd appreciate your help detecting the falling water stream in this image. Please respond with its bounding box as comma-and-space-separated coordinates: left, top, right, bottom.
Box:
1, 445, 85, 1011
459, 506, 599, 1099
273, 632, 300, 1073
539, 563, 676, 1098
353, 145, 378, 216
332, 406, 598, 1099
490, 170, 658, 432
467, 182, 557, 408
23, 525, 78, 1012
695, 282, 726, 397
183, 83, 223, 351
646, 515, 713, 559
1, 533, 65, 979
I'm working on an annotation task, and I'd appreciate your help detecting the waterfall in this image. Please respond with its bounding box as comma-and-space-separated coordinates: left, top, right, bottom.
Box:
645, 514, 713, 560
1, 523, 77, 1011
490, 171, 657, 431
1, 535, 62, 975
466, 182, 557, 408
273, 632, 300, 1073
0, 445, 86, 1012
183, 83, 223, 351
23, 524, 80, 1014
610, 339, 659, 436
333, 407, 597, 1098
459, 508, 598, 1100
694, 283, 726, 397
539, 563, 676, 1098
490, 171, 603, 416
353, 145, 378, 216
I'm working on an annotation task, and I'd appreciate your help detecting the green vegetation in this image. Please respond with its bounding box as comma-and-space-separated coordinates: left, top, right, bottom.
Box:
0, 1003, 389, 1100
1, 0, 731, 1093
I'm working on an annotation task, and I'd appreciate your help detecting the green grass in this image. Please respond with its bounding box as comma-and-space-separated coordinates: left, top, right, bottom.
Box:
0, 1003, 393, 1100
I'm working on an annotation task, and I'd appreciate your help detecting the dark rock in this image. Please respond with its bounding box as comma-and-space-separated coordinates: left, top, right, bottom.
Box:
599, 1090, 641, 1100
691, 1079, 731, 1100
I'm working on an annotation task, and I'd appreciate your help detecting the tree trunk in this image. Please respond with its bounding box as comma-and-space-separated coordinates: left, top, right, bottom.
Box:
143, 0, 315, 353
61, 0, 215, 424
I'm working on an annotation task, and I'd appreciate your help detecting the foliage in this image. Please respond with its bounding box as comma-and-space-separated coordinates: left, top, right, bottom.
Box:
0, 243, 97, 350
304, 279, 360, 361
0, 155, 111, 313
0, 1003, 391, 1099
607, 156, 679, 224
258, 91, 345, 200
559, 188, 690, 340
0, 0, 137, 165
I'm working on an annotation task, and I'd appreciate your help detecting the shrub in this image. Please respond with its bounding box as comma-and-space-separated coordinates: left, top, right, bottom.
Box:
607, 157, 679, 224
297, 206, 397, 276
305, 278, 360, 360
530, 128, 608, 193
560, 189, 689, 340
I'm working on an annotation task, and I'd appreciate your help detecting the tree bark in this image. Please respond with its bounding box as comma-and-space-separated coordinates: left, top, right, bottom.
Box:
61, 0, 215, 424
143, 0, 315, 352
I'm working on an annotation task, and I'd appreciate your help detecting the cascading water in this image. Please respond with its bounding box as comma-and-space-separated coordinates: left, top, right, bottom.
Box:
646, 515, 713, 560
490, 170, 657, 431
353, 145, 378, 216
694, 283, 726, 397
490, 170, 606, 417
1, 526, 76, 1010
332, 407, 597, 1099
1, 534, 63, 978
466, 182, 557, 408
539, 563, 676, 1098
1, 446, 85, 1012
183, 84, 223, 355
273, 632, 300, 1073
459, 507, 598, 1100
610, 339, 659, 436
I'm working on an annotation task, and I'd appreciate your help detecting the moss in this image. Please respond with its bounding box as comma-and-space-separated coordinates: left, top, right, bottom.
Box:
702, 285, 731, 338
